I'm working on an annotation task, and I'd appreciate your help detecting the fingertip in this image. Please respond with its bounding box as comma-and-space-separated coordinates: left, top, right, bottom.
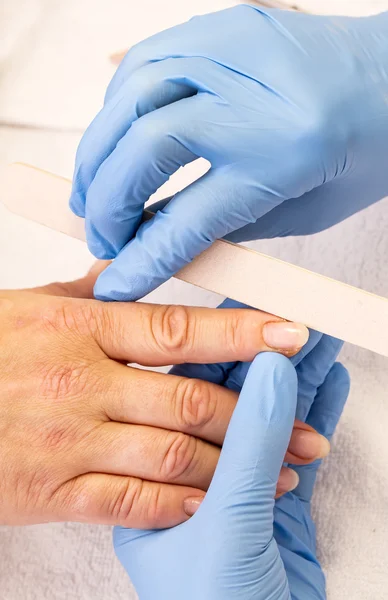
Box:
328, 362, 351, 392
289, 329, 322, 366
319, 435, 331, 458
69, 192, 86, 218
287, 428, 331, 464
276, 468, 299, 496
94, 266, 134, 302
321, 362, 351, 420
85, 220, 117, 260
305, 361, 350, 442
319, 361, 350, 410
262, 322, 309, 353
237, 353, 297, 431
249, 352, 296, 384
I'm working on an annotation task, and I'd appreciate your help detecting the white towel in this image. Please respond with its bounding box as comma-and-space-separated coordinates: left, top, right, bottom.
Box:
1, 1, 388, 598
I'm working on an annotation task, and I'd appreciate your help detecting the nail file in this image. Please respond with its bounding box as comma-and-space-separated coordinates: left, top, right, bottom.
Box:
1, 162, 388, 357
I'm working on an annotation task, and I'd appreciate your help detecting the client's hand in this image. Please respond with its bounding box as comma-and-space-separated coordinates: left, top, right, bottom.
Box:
114, 334, 349, 599
0, 266, 320, 528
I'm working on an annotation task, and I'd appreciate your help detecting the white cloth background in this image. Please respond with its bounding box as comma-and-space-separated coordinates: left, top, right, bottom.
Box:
0, 1, 388, 598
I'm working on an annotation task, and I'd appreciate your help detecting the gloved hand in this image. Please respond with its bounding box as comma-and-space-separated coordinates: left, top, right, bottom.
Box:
114, 334, 350, 599
70, 6, 388, 301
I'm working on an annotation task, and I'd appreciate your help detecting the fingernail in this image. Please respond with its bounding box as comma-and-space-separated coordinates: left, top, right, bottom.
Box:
263, 322, 309, 350
289, 430, 331, 460
277, 469, 299, 494
184, 496, 204, 517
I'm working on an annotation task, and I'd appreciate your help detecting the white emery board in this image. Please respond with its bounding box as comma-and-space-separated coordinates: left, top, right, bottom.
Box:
1, 162, 387, 358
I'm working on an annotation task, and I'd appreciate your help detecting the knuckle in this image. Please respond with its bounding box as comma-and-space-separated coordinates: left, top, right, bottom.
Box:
38, 417, 83, 452
151, 305, 192, 354
174, 378, 216, 432
40, 301, 79, 334
50, 478, 89, 521
109, 478, 144, 525
41, 299, 102, 338
38, 361, 93, 401
31, 411, 96, 456
127, 40, 152, 68
223, 311, 246, 354
130, 112, 168, 147
296, 103, 334, 160
141, 485, 165, 528
160, 432, 198, 482
109, 479, 165, 529
14, 466, 52, 518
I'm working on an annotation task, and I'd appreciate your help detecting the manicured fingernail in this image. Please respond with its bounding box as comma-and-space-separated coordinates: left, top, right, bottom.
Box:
184, 496, 204, 517
289, 430, 331, 460
277, 469, 299, 494
263, 322, 309, 350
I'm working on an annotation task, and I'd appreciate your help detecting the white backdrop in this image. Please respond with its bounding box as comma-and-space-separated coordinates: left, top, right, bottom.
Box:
0, 1, 388, 598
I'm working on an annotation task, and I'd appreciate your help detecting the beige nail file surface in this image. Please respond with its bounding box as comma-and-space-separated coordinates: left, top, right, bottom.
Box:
1, 162, 388, 357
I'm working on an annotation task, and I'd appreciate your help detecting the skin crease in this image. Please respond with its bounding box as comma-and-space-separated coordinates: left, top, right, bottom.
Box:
0, 261, 329, 529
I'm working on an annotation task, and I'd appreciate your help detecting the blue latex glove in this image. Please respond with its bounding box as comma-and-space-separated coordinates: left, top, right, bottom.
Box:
114, 338, 349, 599
70, 6, 388, 301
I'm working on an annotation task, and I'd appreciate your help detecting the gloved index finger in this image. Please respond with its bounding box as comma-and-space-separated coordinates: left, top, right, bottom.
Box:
305, 362, 350, 442
294, 334, 343, 422
292, 362, 350, 504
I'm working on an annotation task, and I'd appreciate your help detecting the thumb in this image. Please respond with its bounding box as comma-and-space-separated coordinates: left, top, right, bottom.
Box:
203, 352, 298, 547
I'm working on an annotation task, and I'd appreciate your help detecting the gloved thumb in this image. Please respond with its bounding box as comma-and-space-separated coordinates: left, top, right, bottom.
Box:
202, 352, 298, 549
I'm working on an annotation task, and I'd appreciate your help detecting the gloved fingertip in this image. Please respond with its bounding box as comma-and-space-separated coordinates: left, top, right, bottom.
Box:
85, 220, 117, 260
327, 361, 350, 391
94, 267, 135, 302
92, 248, 116, 261
242, 353, 297, 425
88, 245, 116, 260
69, 192, 86, 218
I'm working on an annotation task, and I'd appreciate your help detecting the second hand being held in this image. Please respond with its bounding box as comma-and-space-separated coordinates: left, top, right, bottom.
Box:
0, 265, 326, 528
114, 342, 350, 600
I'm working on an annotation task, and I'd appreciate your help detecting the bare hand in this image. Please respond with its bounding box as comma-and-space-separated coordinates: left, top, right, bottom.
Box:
0, 265, 325, 529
